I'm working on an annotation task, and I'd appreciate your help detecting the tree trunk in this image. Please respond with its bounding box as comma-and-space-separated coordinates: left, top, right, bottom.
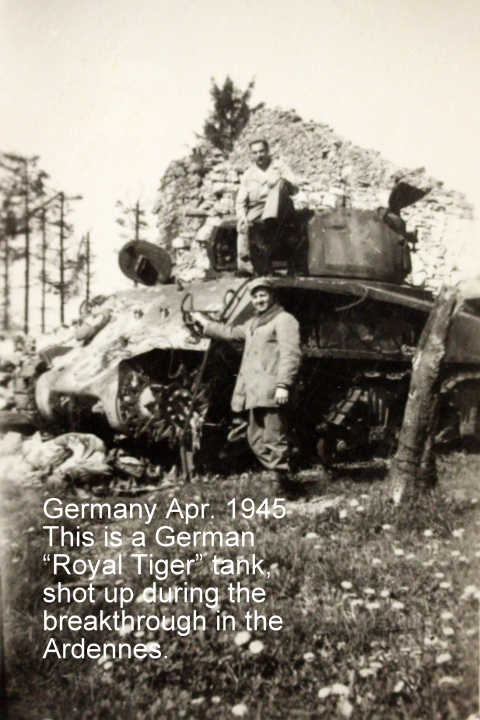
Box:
388, 285, 459, 504
3, 236, 9, 332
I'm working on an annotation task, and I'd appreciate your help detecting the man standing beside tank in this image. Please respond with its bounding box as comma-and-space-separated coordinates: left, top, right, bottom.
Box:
236, 138, 298, 275
191, 278, 301, 484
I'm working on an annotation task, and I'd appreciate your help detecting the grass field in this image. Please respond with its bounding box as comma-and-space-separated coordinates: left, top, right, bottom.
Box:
2, 451, 479, 720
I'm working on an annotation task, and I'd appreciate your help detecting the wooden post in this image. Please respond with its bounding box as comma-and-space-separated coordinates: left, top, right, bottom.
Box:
388, 285, 459, 504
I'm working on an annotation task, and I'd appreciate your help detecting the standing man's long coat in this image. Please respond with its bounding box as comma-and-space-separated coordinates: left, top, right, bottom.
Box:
204, 303, 301, 412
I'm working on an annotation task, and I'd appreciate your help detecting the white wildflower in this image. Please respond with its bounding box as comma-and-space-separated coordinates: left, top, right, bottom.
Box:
303, 652, 315, 662
318, 687, 332, 699
350, 599, 364, 608
393, 680, 405, 693
118, 623, 134, 637
234, 631, 251, 647
231, 703, 248, 717
461, 584, 478, 599
436, 652, 452, 664
440, 611, 454, 621
438, 676, 460, 686
341, 581, 353, 590
331, 683, 350, 696
338, 697, 354, 718
248, 640, 264, 654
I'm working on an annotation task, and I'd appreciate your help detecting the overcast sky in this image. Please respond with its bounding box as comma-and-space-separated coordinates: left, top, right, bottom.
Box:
1, 0, 479, 312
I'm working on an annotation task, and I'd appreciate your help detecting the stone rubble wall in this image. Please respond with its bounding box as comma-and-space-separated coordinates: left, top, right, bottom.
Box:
154, 107, 475, 289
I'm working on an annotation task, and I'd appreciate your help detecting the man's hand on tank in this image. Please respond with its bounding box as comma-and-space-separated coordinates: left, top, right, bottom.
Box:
275, 387, 289, 405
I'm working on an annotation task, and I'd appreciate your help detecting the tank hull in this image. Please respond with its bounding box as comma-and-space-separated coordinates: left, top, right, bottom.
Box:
28, 274, 480, 472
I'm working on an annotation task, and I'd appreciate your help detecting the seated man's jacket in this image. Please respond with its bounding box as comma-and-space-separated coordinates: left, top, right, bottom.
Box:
236, 160, 298, 224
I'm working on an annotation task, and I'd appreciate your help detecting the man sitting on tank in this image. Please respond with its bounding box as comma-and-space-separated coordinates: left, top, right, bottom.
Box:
236, 138, 298, 275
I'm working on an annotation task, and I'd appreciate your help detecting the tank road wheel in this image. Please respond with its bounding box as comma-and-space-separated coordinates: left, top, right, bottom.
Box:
308, 372, 411, 466
115, 361, 210, 450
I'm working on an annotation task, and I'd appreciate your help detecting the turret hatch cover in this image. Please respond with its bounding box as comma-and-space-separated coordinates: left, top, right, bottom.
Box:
118, 240, 172, 286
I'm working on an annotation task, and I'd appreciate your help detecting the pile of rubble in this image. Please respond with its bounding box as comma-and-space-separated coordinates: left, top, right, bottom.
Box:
154, 106, 475, 288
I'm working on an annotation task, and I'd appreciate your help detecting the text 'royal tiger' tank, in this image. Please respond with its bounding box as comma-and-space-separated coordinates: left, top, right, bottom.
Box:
19, 182, 480, 475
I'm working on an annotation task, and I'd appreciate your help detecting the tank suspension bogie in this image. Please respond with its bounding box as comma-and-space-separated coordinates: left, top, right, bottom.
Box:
116, 357, 210, 448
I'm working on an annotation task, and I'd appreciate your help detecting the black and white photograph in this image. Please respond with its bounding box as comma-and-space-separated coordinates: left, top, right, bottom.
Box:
0, 1, 479, 718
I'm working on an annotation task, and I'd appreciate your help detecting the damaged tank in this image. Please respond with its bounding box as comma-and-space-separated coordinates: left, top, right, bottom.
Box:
17, 182, 480, 474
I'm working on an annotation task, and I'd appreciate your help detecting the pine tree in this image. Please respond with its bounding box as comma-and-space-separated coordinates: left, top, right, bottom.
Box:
203, 76, 256, 154
46, 192, 83, 324
0, 154, 48, 332
116, 199, 149, 243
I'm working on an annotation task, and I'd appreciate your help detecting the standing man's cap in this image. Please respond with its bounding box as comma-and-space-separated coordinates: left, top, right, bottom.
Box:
249, 277, 275, 294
